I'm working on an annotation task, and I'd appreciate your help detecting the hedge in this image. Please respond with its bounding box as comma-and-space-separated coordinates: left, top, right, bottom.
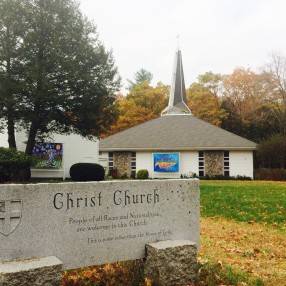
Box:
0, 147, 32, 182
70, 163, 105, 181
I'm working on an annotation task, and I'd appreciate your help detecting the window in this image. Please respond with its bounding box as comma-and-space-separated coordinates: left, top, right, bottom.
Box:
108, 152, 114, 174
224, 151, 230, 177
131, 152, 136, 178
199, 151, 204, 177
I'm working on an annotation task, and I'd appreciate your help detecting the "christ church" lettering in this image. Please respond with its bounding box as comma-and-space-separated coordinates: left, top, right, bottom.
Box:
53, 189, 160, 211
113, 189, 159, 207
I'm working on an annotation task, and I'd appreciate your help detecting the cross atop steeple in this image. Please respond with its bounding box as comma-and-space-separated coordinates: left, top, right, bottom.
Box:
161, 49, 191, 115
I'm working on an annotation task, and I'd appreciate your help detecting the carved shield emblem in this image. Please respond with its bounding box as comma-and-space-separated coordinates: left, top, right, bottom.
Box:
0, 200, 22, 236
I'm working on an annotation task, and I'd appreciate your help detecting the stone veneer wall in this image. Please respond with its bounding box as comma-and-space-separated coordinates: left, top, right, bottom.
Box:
204, 151, 224, 176
114, 151, 132, 177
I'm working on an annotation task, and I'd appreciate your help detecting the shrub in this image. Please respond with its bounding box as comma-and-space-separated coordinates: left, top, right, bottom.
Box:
136, 169, 149, 180
254, 168, 286, 181
200, 174, 252, 180
70, 163, 105, 181
109, 168, 118, 179
120, 172, 128, 179
0, 147, 32, 182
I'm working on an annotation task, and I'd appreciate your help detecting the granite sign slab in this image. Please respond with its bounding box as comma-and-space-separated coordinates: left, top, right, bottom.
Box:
0, 179, 200, 269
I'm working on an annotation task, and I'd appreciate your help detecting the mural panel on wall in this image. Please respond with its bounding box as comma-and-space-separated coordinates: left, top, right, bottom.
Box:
154, 153, 179, 172
32, 143, 63, 169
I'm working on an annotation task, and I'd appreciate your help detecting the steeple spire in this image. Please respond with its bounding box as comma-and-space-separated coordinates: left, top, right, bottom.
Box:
162, 49, 191, 115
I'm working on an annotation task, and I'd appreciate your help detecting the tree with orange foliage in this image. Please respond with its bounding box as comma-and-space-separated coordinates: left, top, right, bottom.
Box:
102, 82, 169, 137
221, 67, 277, 141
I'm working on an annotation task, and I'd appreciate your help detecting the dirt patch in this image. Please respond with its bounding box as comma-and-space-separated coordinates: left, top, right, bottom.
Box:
200, 217, 286, 286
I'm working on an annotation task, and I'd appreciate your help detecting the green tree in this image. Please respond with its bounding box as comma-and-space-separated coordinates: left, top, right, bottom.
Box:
0, 0, 27, 148
126, 68, 153, 91
0, 0, 120, 154
197, 71, 222, 95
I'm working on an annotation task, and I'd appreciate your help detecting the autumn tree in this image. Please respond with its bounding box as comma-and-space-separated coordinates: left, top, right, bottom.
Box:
187, 72, 227, 126
0, 0, 120, 154
263, 52, 286, 135
104, 82, 169, 136
221, 68, 276, 141
126, 68, 153, 91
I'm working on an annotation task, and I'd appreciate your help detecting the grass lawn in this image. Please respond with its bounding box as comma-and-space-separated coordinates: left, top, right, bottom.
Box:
200, 180, 286, 230
199, 180, 286, 286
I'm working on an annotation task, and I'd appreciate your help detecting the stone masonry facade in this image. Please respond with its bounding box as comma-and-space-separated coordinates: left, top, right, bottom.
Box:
113, 151, 132, 177
204, 151, 224, 176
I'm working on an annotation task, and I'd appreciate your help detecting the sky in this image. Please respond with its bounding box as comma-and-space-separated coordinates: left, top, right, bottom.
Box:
79, 0, 286, 93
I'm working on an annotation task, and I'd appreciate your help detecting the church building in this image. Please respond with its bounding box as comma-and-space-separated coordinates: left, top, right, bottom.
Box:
99, 49, 257, 179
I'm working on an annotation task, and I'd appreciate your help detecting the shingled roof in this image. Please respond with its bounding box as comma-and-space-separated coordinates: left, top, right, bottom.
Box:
99, 114, 257, 151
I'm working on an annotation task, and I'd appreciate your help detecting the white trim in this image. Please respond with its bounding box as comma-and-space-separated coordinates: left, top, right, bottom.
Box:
100, 147, 256, 151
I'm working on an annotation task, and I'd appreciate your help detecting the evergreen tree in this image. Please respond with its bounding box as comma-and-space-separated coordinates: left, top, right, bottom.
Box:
126, 68, 153, 91
0, 0, 121, 154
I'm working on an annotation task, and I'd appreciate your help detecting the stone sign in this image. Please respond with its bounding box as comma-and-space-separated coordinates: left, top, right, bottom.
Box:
0, 179, 200, 269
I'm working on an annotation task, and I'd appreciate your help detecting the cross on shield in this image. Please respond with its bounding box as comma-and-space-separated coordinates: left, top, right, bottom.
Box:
0, 200, 22, 236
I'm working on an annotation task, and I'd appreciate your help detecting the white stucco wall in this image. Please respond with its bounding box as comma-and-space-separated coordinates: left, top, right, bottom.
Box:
0, 129, 99, 179
229, 150, 254, 178
100, 150, 254, 179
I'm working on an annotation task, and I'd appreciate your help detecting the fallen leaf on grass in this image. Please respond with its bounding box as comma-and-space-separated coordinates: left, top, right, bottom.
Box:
217, 261, 223, 268
269, 253, 276, 259
200, 217, 286, 285
247, 221, 255, 224
215, 273, 221, 280
254, 248, 260, 253
144, 278, 152, 286
231, 248, 242, 253
197, 256, 209, 265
